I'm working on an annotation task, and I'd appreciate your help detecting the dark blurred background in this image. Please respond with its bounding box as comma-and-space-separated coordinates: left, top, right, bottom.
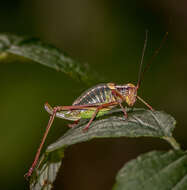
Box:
0, 0, 187, 189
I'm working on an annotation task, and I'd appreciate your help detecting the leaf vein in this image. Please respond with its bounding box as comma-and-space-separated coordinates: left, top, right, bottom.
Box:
140, 154, 187, 187
171, 174, 187, 190
131, 115, 158, 131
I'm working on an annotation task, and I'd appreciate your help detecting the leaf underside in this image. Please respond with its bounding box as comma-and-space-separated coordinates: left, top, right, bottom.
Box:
29, 108, 177, 190
0, 33, 91, 83
113, 150, 187, 190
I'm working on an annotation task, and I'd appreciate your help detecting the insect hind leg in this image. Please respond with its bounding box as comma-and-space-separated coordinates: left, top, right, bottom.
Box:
24, 106, 58, 179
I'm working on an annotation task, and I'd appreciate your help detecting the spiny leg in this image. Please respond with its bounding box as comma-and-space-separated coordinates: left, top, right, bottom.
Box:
112, 89, 128, 118
51, 103, 102, 110
45, 102, 102, 114
25, 101, 119, 178
26, 103, 92, 178
24, 107, 58, 179
45, 102, 118, 112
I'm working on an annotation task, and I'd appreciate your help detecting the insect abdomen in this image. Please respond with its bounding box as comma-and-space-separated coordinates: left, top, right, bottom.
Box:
73, 84, 115, 105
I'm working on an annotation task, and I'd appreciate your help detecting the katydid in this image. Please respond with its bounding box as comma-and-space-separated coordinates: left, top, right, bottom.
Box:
25, 31, 168, 179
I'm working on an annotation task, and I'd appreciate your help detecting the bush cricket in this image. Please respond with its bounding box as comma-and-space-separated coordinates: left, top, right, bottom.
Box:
25, 31, 168, 179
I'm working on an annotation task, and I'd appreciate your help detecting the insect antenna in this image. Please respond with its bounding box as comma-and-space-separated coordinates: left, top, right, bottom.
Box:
136, 30, 149, 89
137, 31, 168, 89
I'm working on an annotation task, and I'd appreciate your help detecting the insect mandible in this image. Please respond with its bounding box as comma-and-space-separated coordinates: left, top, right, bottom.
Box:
25, 31, 168, 179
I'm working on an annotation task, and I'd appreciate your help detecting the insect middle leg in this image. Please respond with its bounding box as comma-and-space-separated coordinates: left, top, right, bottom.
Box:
83, 108, 100, 131
83, 101, 120, 131
117, 101, 127, 118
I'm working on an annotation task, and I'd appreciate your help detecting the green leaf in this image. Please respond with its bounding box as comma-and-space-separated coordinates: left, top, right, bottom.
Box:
29, 108, 179, 190
47, 108, 178, 152
0, 33, 91, 83
30, 150, 63, 190
113, 150, 187, 190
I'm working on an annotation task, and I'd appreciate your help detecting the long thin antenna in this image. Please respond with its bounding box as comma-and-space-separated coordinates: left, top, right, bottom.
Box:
137, 30, 148, 89
138, 31, 168, 88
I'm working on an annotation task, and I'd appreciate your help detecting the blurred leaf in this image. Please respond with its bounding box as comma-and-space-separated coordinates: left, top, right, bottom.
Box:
29, 108, 179, 190
113, 150, 187, 190
0, 33, 92, 83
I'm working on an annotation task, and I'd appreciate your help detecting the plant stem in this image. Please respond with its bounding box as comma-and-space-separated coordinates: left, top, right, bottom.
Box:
163, 136, 181, 150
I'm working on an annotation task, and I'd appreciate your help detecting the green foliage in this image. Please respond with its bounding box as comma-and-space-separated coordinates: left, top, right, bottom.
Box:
29, 109, 179, 190
113, 150, 187, 190
0, 33, 92, 83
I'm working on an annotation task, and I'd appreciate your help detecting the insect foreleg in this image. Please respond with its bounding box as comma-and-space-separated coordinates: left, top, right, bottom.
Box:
117, 101, 127, 118
111, 89, 127, 118
137, 96, 154, 111
111, 89, 126, 101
